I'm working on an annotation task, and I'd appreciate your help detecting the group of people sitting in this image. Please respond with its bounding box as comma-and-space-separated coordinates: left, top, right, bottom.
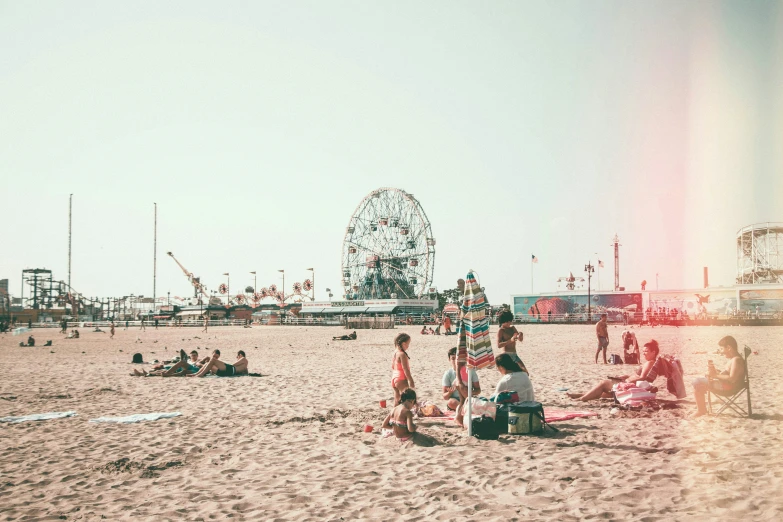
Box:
131, 349, 248, 378
384, 312, 747, 441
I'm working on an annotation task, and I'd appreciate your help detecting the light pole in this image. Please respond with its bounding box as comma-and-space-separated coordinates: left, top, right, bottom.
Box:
250, 271, 257, 293
307, 268, 314, 301
167, 291, 170, 306
278, 270, 285, 302
656, 273, 659, 291
584, 262, 595, 322
326, 288, 333, 302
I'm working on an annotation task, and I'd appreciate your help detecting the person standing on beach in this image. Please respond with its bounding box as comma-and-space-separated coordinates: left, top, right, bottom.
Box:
202, 315, 208, 333
125, 320, 129, 330
391, 333, 414, 406
140, 317, 146, 331
496, 310, 528, 373
110, 321, 115, 339
595, 313, 609, 364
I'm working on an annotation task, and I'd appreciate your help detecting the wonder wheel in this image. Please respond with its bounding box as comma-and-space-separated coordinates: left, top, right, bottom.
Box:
341, 187, 435, 300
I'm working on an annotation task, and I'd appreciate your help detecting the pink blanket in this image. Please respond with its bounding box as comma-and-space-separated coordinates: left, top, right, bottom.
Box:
543, 409, 598, 422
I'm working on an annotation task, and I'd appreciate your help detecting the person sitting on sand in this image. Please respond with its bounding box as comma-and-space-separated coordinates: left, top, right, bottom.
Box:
332, 331, 357, 341
420, 326, 430, 335
390, 333, 414, 406
442, 347, 480, 411
493, 353, 535, 401
568, 339, 667, 401
190, 349, 248, 377
382, 387, 418, 442
26, 335, 35, 347
93, 326, 104, 333
496, 310, 527, 373
691, 335, 746, 417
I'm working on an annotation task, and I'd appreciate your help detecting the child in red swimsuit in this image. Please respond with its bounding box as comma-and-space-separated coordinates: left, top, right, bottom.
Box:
391, 333, 414, 405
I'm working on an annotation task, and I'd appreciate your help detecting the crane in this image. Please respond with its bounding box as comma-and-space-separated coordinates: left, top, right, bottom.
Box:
167, 251, 210, 304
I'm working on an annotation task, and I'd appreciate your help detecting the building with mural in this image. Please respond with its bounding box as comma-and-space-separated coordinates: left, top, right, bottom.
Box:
512, 284, 782, 322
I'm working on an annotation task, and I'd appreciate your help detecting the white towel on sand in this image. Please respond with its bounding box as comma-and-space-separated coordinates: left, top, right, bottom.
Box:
89, 412, 181, 424
0, 411, 77, 423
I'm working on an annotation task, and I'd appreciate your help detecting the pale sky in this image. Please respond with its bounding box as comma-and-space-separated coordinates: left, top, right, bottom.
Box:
2, 1, 782, 306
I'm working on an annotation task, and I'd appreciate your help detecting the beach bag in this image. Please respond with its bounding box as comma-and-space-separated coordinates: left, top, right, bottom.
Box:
661, 355, 687, 399
495, 404, 511, 434
609, 354, 624, 365
471, 415, 499, 440
493, 391, 520, 404
131, 353, 144, 364
508, 401, 547, 435
469, 397, 497, 419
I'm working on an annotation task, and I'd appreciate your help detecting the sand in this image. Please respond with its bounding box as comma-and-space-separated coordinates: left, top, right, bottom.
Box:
1, 323, 782, 520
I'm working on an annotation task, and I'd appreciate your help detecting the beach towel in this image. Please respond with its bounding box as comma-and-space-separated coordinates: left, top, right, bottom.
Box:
0, 411, 77, 423
543, 409, 598, 422
89, 412, 181, 424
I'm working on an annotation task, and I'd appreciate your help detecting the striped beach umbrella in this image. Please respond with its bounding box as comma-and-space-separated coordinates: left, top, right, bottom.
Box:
457, 270, 495, 369
457, 270, 494, 438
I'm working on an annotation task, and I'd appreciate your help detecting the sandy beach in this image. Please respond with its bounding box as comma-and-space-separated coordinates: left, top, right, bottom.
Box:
1, 323, 782, 520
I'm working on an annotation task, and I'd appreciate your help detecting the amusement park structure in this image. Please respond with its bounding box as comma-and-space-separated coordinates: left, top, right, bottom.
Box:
341, 188, 436, 300
737, 222, 783, 284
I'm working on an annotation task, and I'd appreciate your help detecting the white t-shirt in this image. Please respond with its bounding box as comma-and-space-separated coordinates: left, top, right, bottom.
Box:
442, 368, 480, 400
493, 372, 535, 402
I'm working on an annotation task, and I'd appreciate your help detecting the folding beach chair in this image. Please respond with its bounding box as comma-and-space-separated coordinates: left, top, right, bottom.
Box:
708, 346, 752, 417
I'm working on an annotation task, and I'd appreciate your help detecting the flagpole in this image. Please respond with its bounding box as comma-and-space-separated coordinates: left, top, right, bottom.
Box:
531, 257, 534, 294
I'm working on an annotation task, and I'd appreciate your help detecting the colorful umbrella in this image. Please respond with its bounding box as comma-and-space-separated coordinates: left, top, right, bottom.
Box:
456, 270, 494, 437
457, 271, 495, 369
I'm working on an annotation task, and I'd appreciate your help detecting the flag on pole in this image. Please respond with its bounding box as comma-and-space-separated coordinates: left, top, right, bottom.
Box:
278, 270, 284, 272
531, 255, 538, 263
223, 273, 229, 276
598, 260, 604, 268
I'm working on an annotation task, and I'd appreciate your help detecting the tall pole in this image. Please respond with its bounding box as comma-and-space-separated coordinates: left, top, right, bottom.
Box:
278, 270, 285, 303
307, 268, 314, 301
585, 262, 595, 322
611, 234, 621, 291
153, 203, 157, 306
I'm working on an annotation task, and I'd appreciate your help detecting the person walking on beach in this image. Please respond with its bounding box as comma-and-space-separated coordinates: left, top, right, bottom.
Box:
125, 320, 129, 330
202, 315, 208, 333
595, 313, 609, 364
391, 333, 414, 406
110, 321, 115, 339
140, 317, 146, 331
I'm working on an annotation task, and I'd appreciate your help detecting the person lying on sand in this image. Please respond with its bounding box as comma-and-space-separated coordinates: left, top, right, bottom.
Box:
132, 350, 203, 377
691, 335, 745, 418
568, 339, 665, 401
190, 349, 248, 377
442, 347, 481, 412
332, 331, 357, 341
382, 388, 418, 442
93, 326, 104, 333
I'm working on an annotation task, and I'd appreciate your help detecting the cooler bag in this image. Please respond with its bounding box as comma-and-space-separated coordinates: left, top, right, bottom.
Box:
495, 404, 510, 434
507, 401, 545, 435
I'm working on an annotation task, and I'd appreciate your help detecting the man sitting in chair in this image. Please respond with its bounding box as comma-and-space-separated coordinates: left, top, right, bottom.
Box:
691, 335, 746, 417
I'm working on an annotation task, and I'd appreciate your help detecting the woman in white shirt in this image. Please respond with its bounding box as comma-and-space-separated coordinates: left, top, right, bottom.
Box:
493, 353, 535, 402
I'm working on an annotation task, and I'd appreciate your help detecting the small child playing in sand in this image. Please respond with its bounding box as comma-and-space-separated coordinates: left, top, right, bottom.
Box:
382, 388, 417, 442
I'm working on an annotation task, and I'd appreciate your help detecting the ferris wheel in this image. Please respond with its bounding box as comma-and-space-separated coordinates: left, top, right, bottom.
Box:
341, 187, 436, 300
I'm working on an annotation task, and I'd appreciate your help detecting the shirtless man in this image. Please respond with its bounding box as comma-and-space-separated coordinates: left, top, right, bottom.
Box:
110, 322, 115, 339
496, 310, 528, 373
191, 349, 248, 377
595, 313, 609, 364
131, 349, 203, 377
202, 316, 208, 333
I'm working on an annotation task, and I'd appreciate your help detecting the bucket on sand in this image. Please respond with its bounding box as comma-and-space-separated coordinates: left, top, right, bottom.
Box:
363, 424, 373, 433
379, 400, 387, 408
